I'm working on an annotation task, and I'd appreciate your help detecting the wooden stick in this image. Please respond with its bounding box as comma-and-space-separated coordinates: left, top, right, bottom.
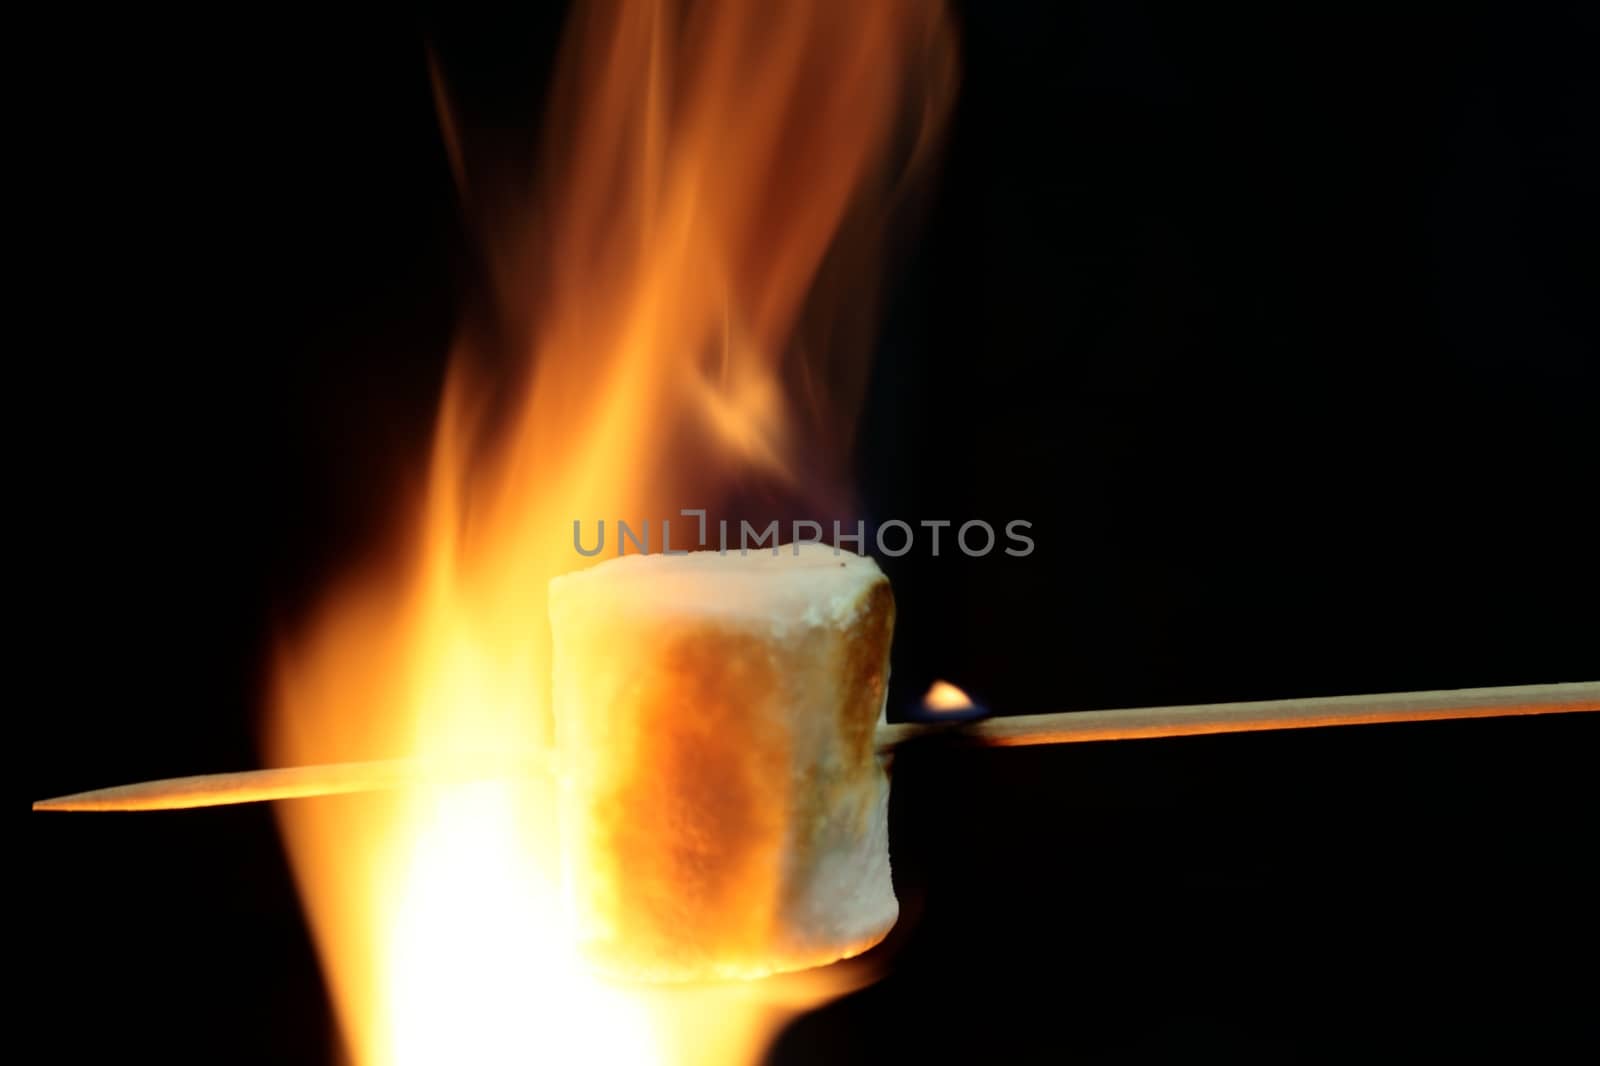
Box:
32, 682, 1597, 811
875, 681, 1599, 748
31, 753, 548, 813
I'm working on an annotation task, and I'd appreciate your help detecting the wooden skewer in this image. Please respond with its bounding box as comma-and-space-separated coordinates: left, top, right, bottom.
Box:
30, 760, 428, 812
31, 753, 550, 812
32, 681, 1598, 812
875, 680, 1599, 748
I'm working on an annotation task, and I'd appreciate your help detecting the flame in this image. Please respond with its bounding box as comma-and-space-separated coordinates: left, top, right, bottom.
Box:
265, 2, 953, 1064
922, 680, 975, 713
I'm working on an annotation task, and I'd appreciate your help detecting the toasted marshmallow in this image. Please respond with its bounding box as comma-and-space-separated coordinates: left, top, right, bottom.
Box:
548, 544, 896, 980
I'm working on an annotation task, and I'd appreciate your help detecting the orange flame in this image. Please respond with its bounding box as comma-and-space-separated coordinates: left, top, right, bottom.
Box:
922, 680, 976, 713
265, 2, 954, 1064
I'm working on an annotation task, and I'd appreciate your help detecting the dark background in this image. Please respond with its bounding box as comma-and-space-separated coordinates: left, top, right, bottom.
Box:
29, 1, 1597, 1062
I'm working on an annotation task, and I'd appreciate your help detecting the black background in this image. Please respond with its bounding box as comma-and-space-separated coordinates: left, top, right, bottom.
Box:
28, 2, 1597, 1062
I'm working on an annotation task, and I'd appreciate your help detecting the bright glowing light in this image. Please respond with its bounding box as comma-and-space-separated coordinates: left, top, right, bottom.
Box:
265, 2, 954, 1063
922, 680, 976, 712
